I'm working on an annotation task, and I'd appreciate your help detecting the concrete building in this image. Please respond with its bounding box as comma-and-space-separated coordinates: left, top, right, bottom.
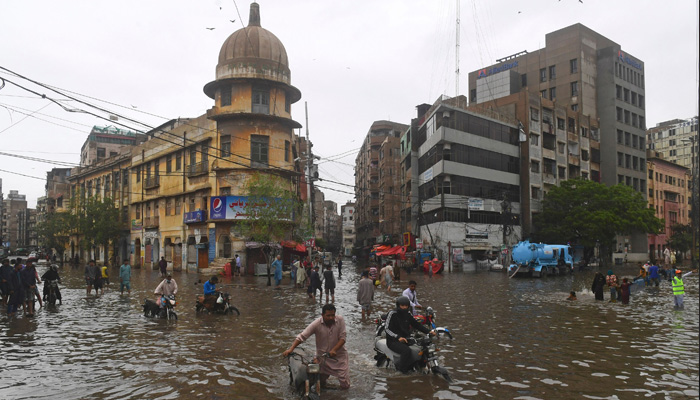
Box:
378, 135, 402, 246
354, 120, 408, 257
2, 190, 28, 250
468, 23, 648, 258
80, 125, 146, 167
324, 200, 341, 253
646, 117, 698, 170
646, 151, 691, 261
341, 202, 355, 257
412, 95, 522, 268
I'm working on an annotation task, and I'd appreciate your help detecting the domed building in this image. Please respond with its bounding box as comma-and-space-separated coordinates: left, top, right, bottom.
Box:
123, 2, 304, 272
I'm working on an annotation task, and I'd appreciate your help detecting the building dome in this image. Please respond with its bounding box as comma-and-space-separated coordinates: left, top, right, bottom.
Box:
204, 2, 299, 100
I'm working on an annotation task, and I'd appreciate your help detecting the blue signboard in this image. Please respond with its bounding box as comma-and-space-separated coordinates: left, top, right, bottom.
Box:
208, 228, 216, 262
477, 60, 519, 79
184, 210, 205, 224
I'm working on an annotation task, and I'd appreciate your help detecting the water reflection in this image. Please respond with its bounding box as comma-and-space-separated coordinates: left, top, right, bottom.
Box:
0, 263, 697, 399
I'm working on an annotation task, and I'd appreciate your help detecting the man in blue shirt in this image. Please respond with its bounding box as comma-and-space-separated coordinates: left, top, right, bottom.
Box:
648, 263, 660, 287
272, 255, 283, 289
203, 275, 218, 296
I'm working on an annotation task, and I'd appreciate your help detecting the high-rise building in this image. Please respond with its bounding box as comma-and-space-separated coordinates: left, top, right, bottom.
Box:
646, 117, 698, 170
80, 125, 146, 167
354, 120, 408, 256
2, 190, 28, 250
468, 23, 648, 257
341, 202, 355, 257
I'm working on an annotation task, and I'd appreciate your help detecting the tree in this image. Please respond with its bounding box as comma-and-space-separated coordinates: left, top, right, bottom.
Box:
533, 179, 663, 266
242, 173, 301, 286
36, 211, 75, 262
667, 223, 693, 256
77, 196, 122, 262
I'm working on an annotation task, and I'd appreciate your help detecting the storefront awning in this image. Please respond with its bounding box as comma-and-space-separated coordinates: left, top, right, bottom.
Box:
376, 246, 406, 257
245, 242, 282, 250
281, 240, 307, 253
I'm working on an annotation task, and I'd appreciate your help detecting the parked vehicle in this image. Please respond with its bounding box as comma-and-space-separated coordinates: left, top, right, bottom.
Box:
196, 292, 240, 315
287, 349, 333, 399
508, 240, 574, 278
375, 306, 452, 339
142, 295, 177, 320
45, 279, 60, 306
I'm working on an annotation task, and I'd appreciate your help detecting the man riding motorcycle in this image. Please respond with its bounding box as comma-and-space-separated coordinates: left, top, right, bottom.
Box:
154, 273, 178, 308
385, 296, 435, 373
41, 265, 62, 304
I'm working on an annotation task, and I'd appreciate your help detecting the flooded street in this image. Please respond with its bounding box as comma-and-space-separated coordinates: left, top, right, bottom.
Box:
1, 261, 698, 399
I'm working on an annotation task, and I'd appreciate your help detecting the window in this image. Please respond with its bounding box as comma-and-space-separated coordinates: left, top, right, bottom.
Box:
581, 149, 589, 161
570, 58, 578, 73
176, 151, 181, 171
617, 130, 623, 144
632, 135, 638, 148
530, 134, 539, 146
625, 154, 631, 169
567, 117, 575, 133
558, 166, 566, 179
616, 107, 623, 122
540, 68, 546, 82
625, 131, 631, 146
531, 186, 541, 200
284, 92, 290, 113
617, 152, 623, 166
166, 199, 172, 216
624, 110, 630, 124
570, 81, 579, 96
540, 89, 547, 98
136, 166, 141, 182
558, 142, 565, 154
638, 95, 645, 109
251, 135, 269, 167
521, 73, 527, 87
189, 147, 196, 165
631, 92, 637, 106
530, 160, 540, 173
97, 147, 106, 158
175, 197, 181, 215
530, 107, 539, 121
285, 140, 290, 162
220, 85, 231, 106
623, 88, 630, 102
557, 118, 565, 130
166, 154, 172, 173
616, 85, 622, 99
221, 135, 231, 157
252, 86, 270, 114
639, 116, 645, 130
549, 87, 556, 100
571, 104, 578, 112
548, 65, 556, 79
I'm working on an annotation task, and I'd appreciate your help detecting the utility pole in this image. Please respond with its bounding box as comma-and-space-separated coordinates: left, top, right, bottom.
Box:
455, 0, 460, 97
305, 102, 314, 261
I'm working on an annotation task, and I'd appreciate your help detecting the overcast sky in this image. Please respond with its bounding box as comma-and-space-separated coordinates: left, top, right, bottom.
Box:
1, 0, 698, 209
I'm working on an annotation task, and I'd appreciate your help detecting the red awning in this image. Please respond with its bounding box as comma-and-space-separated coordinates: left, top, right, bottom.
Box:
376, 246, 406, 257
281, 240, 307, 253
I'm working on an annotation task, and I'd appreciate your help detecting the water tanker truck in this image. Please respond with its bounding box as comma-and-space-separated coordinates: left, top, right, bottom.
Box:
508, 240, 574, 278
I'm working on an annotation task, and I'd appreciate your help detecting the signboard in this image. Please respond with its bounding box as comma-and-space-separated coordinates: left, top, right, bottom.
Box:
420, 167, 434, 184
131, 219, 142, 231
376, 234, 390, 244
144, 231, 158, 239
208, 228, 216, 262
416, 238, 423, 249
304, 238, 315, 248
210, 196, 287, 220
184, 210, 206, 224
468, 198, 484, 210
452, 248, 464, 263
465, 230, 489, 243
477, 60, 519, 79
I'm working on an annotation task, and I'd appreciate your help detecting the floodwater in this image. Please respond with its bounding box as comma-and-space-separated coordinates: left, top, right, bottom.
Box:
1, 261, 698, 399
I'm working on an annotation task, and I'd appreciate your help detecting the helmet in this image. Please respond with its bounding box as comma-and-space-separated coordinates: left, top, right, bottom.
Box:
433, 258, 438, 262
675, 269, 682, 275
396, 296, 410, 308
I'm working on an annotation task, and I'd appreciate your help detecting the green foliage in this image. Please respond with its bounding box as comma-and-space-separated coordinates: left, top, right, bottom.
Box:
534, 179, 663, 255
37, 211, 74, 256
242, 172, 301, 285
667, 223, 693, 254
76, 196, 122, 252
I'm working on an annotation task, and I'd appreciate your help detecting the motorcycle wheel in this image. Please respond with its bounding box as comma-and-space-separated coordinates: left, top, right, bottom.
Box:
169, 311, 178, 320
432, 366, 452, 383
48, 290, 56, 306
226, 305, 240, 316
195, 304, 206, 313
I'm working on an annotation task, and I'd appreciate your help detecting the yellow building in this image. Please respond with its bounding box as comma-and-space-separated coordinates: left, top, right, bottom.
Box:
129, 2, 301, 271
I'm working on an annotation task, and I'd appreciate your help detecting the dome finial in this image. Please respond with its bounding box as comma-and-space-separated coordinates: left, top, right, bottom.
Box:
249, 2, 261, 27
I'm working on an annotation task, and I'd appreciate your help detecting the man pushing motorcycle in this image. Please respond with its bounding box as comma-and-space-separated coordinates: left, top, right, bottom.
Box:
385, 296, 436, 374
283, 304, 350, 390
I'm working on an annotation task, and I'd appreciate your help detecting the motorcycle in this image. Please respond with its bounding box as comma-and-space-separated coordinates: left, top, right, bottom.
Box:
45, 279, 60, 306
374, 332, 453, 382
375, 307, 453, 339
142, 295, 178, 320
195, 291, 240, 315
287, 349, 334, 400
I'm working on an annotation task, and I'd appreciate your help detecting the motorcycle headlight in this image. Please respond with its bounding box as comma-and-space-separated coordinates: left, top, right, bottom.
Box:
307, 363, 320, 374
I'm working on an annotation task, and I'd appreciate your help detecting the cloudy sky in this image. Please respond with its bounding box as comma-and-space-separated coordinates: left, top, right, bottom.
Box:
1, 0, 698, 209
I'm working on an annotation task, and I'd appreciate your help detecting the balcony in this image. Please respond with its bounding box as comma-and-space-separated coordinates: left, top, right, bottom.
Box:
144, 175, 160, 189
144, 216, 159, 228
187, 161, 209, 177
